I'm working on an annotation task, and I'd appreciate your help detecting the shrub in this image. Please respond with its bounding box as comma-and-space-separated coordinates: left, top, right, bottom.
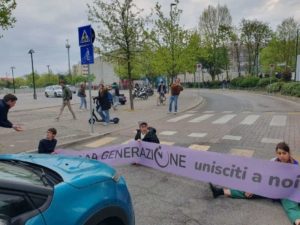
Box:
266, 82, 283, 93
239, 76, 260, 88
281, 82, 300, 95
230, 77, 244, 88
257, 77, 279, 87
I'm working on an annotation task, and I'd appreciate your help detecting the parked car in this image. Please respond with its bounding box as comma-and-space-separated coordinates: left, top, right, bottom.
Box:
0, 154, 135, 225
66, 85, 76, 94
119, 94, 127, 105
44, 85, 62, 98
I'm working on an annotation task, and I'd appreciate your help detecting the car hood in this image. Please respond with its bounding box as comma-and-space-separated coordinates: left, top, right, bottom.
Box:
0, 154, 116, 188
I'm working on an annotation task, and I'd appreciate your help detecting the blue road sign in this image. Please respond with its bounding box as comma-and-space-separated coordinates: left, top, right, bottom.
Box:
78, 25, 92, 46
80, 44, 94, 65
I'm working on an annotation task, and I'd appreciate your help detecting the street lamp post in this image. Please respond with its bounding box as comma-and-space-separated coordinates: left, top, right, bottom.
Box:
47, 65, 50, 74
295, 29, 299, 81
28, 49, 37, 100
170, 3, 176, 83
10, 66, 16, 94
65, 39, 72, 83
234, 42, 241, 77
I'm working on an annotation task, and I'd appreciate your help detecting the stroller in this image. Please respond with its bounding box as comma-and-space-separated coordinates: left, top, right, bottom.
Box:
88, 97, 120, 124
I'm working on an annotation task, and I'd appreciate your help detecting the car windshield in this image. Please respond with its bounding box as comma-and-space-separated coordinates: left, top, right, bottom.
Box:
0, 162, 44, 187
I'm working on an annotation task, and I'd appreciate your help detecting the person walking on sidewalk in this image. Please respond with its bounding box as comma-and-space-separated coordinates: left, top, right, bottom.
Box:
169, 78, 183, 114
111, 82, 120, 110
209, 142, 300, 225
56, 81, 76, 121
0, 94, 23, 131
96, 84, 111, 126
78, 83, 87, 110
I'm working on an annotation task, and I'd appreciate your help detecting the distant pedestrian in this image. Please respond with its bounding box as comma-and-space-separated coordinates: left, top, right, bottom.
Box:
78, 83, 87, 110
169, 78, 183, 114
134, 121, 160, 143
0, 94, 23, 131
38, 128, 57, 154
56, 81, 76, 121
111, 82, 120, 110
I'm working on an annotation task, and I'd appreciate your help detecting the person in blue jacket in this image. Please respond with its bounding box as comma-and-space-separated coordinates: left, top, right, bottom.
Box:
209, 142, 300, 225
0, 94, 22, 131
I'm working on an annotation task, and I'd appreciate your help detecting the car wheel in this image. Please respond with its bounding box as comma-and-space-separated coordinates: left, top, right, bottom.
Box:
54, 92, 58, 97
45, 92, 49, 97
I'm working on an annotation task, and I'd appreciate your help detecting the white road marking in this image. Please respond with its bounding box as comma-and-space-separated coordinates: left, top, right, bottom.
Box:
160, 141, 175, 145
159, 131, 177, 136
212, 114, 236, 124
240, 115, 260, 125
261, 138, 282, 144
222, 135, 242, 141
203, 111, 215, 113
167, 114, 194, 122
188, 144, 210, 151
230, 148, 254, 157
223, 111, 233, 113
188, 133, 207, 138
270, 115, 287, 126
189, 114, 214, 123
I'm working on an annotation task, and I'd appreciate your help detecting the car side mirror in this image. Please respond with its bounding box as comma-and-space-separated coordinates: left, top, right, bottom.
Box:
0, 214, 11, 225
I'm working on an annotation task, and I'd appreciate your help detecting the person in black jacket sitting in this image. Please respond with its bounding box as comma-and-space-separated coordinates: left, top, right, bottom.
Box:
38, 128, 57, 154
134, 121, 160, 144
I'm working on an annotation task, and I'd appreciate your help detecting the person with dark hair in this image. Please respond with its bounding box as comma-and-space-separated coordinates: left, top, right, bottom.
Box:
209, 142, 300, 225
56, 81, 76, 121
96, 84, 111, 126
0, 94, 22, 131
169, 78, 183, 114
38, 128, 57, 154
134, 121, 159, 144
78, 83, 87, 110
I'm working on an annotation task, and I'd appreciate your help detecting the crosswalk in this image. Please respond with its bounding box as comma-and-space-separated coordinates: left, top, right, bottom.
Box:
77, 111, 299, 159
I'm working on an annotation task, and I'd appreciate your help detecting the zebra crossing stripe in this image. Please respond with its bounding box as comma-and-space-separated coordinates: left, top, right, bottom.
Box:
240, 115, 260, 125
159, 131, 177, 136
188, 144, 210, 151
85, 137, 117, 148
122, 139, 133, 144
270, 115, 287, 126
261, 138, 282, 144
212, 114, 236, 124
189, 114, 214, 123
203, 110, 215, 113
230, 148, 254, 157
160, 141, 175, 145
167, 114, 194, 122
222, 135, 242, 141
188, 133, 207, 138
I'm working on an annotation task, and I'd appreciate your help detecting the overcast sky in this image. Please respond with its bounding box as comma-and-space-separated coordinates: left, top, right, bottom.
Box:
0, 0, 299, 77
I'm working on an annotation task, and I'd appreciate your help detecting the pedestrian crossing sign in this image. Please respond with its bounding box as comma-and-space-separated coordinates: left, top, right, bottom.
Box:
78, 25, 92, 46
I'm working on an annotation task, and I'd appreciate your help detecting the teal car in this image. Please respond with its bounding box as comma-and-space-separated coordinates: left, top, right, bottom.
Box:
0, 154, 135, 225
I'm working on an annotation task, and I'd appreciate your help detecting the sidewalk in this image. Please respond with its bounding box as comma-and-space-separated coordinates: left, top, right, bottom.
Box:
0, 89, 203, 153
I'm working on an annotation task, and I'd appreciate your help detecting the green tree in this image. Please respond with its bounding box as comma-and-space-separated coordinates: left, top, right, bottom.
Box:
0, 0, 16, 38
88, 0, 147, 110
150, 0, 189, 83
240, 19, 273, 75
198, 4, 232, 80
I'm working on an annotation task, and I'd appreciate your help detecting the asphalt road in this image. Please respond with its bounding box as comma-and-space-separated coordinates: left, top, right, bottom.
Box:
67, 89, 300, 225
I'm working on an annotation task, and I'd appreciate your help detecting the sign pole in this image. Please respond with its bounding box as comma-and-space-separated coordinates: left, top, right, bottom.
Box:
88, 64, 94, 133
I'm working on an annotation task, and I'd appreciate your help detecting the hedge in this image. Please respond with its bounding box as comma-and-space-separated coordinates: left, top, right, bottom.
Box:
266, 82, 283, 93
257, 77, 279, 87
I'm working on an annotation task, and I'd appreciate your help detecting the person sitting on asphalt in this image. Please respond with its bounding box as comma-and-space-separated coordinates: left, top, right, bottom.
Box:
38, 128, 57, 154
209, 142, 300, 225
0, 94, 23, 131
134, 121, 160, 144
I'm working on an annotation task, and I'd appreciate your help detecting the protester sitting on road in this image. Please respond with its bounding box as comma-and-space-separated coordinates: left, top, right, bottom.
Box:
209, 142, 300, 225
134, 121, 160, 144
38, 128, 57, 154
0, 94, 23, 131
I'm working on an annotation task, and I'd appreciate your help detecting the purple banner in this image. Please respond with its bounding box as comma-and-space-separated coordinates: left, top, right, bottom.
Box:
56, 141, 300, 202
